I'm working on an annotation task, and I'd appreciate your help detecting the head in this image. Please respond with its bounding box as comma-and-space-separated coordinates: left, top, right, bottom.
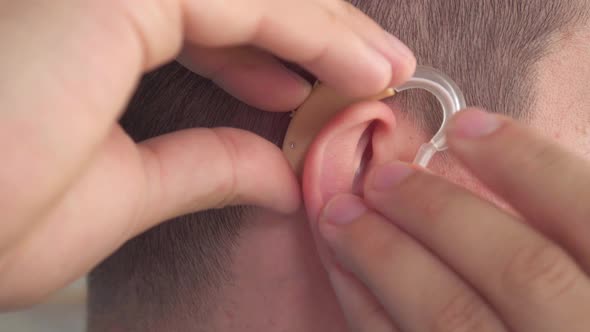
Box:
88, 0, 590, 331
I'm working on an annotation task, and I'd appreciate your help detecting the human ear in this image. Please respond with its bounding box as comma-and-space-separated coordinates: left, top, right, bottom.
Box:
290, 98, 420, 272
301, 100, 403, 224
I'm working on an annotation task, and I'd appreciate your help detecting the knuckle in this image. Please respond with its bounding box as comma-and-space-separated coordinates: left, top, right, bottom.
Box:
338, 0, 371, 25
134, 144, 162, 234
117, 0, 182, 65
250, 11, 272, 43
503, 243, 579, 302
293, 5, 340, 65
338, 0, 358, 16
433, 292, 487, 332
321, 1, 341, 23
299, 42, 332, 68
209, 129, 239, 208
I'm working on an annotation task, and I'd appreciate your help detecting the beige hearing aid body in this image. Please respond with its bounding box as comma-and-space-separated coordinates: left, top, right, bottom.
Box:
282, 66, 467, 176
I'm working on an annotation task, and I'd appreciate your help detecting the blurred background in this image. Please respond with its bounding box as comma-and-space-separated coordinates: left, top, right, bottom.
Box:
0, 278, 86, 332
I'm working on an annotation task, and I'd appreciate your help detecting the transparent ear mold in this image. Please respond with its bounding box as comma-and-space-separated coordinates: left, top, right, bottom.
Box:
397, 66, 467, 167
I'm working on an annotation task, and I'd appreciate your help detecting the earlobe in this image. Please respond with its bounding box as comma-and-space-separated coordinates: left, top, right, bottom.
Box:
302, 101, 399, 223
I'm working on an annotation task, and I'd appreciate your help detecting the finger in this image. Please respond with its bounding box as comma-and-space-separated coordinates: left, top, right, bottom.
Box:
179, 45, 312, 111
0, 0, 412, 233
446, 109, 590, 271
364, 162, 590, 332
0, 1, 151, 238
327, 264, 399, 332
0, 126, 300, 309
0, 126, 145, 309
319, 0, 416, 88
137, 127, 302, 220
181, 0, 414, 97
319, 194, 506, 332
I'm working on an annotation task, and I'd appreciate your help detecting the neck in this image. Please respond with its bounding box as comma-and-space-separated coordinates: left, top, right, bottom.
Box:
204, 210, 347, 331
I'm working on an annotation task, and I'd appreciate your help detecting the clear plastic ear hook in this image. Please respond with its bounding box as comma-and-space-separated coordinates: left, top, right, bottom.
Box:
395, 66, 466, 167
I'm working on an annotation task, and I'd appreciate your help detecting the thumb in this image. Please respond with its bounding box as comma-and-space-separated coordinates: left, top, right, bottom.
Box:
0, 127, 301, 309
138, 127, 301, 226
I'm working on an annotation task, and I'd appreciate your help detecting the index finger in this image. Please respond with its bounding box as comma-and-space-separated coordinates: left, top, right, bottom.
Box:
446, 109, 590, 271
362, 161, 590, 332
0, 0, 414, 228
179, 0, 416, 97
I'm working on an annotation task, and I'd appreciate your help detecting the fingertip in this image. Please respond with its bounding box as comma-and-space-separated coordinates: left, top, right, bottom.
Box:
389, 52, 417, 88
302, 40, 394, 99
217, 127, 303, 213
268, 173, 302, 214
364, 31, 416, 90
316, 194, 365, 252
447, 108, 503, 141
320, 194, 367, 227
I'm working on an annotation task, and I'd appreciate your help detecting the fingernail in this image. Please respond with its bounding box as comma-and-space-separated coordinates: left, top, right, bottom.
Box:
378, 34, 415, 87
322, 194, 367, 225
371, 162, 414, 191
449, 109, 502, 139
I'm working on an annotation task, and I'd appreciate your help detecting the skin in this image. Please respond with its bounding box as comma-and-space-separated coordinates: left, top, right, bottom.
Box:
202, 26, 590, 331
0, 0, 416, 310
318, 109, 590, 332
3, 1, 588, 331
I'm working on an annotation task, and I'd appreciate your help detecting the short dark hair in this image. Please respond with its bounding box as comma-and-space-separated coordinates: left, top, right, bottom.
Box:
88, 0, 589, 330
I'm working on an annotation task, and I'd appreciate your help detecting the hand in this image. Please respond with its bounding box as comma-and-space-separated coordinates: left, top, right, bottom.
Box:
0, 0, 415, 309
317, 109, 590, 332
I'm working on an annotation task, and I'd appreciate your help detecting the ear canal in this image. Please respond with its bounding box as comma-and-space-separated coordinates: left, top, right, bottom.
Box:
316, 122, 377, 204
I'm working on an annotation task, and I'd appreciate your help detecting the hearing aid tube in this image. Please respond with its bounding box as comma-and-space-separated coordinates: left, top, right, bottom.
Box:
395, 66, 467, 167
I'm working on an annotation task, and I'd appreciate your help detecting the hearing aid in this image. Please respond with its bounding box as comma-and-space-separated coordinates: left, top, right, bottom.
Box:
281, 65, 466, 176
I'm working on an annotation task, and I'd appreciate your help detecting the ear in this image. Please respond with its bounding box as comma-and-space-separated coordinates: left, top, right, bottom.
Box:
302, 100, 412, 223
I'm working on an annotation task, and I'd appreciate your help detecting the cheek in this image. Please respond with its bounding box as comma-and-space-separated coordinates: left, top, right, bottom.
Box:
530, 124, 590, 162
527, 101, 590, 161
555, 131, 590, 161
